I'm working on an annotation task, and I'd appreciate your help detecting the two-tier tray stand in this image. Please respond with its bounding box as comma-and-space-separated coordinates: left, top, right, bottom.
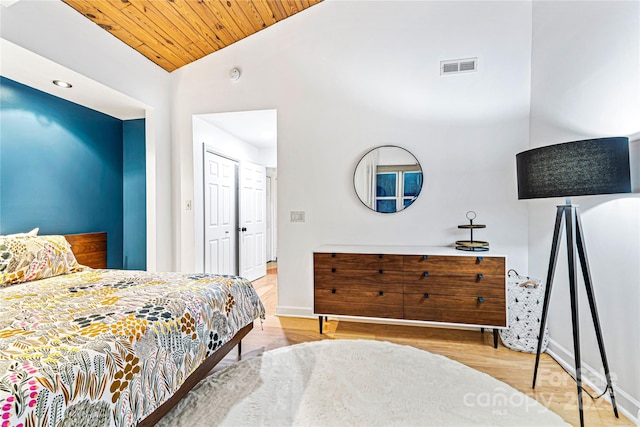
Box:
456, 211, 489, 252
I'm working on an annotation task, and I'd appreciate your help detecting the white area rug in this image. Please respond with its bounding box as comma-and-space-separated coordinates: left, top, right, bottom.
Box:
158, 340, 568, 426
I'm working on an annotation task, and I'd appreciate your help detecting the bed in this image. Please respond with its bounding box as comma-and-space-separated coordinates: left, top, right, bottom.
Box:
0, 232, 265, 427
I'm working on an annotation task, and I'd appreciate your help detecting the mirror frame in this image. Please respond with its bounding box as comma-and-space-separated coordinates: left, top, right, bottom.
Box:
353, 145, 423, 214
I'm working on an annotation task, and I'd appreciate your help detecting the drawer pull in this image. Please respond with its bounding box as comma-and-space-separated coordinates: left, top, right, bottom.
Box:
378, 254, 383, 259
477, 296, 484, 303
423, 255, 429, 260
476, 256, 483, 263
331, 253, 336, 258
331, 268, 336, 273
331, 289, 336, 294
423, 293, 429, 299
379, 291, 384, 296
423, 272, 429, 277
477, 273, 484, 280
379, 269, 384, 274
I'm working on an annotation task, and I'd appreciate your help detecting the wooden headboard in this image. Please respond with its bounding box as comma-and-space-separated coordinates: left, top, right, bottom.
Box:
64, 232, 107, 269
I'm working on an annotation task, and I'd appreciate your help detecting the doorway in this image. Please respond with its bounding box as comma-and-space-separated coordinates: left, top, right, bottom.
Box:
193, 109, 276, 281
203, 151, 267, 281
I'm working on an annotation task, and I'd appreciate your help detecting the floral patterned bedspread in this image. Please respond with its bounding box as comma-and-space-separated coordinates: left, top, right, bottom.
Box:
0, 269, 265, 427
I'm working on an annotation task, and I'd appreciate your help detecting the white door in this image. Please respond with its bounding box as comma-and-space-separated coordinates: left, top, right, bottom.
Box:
239, 161, 267, 281
204, 151, 237, 275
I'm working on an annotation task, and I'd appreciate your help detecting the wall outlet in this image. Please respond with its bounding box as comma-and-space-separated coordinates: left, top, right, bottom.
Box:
185, 200, 192, 210
290, 211, 305, 222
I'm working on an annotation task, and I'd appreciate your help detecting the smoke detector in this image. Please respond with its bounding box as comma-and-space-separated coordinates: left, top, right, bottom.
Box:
229, 67, 241, 81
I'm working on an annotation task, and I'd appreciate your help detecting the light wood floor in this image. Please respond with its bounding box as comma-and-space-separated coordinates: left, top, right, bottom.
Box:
218, 269, 632, 427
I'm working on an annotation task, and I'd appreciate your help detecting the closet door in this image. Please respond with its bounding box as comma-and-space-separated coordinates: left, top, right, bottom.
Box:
239, 161, 266, 281
204, 151, 238, 275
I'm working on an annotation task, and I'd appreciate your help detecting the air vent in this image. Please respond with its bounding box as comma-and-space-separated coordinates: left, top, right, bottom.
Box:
442, 62, 459, 73
440, 57, 477, 75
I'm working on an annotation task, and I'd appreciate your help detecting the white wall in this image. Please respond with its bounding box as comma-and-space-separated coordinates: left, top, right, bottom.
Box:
171, 1, 533, 314
0, 0, 173, 271
259, 146, 277, 168
193, 116, 264, 163
529, 1, 640, 420
377, 147, 418, 166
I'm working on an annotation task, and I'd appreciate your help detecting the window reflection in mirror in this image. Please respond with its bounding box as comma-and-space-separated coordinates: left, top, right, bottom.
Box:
354, 146, 423, 213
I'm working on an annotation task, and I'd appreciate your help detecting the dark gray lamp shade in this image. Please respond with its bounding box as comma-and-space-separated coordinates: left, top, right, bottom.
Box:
516, 137, 631, 200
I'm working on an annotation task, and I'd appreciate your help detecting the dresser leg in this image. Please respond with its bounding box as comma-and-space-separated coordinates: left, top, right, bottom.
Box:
319, 316, 323, 334
493, 329, 499, 348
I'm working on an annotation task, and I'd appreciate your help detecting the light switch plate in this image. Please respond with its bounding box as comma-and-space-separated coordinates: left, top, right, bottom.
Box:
290, 211, 305, 222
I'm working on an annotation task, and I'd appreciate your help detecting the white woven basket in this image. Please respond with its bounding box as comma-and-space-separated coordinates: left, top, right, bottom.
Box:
500, 270, 549, 353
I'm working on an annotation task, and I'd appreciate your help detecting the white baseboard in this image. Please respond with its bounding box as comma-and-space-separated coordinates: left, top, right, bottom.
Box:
274, 306, 315, 318
546, 338, 639, 425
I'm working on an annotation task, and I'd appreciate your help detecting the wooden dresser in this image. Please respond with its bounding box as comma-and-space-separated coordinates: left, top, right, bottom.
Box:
313, 246, 507, 347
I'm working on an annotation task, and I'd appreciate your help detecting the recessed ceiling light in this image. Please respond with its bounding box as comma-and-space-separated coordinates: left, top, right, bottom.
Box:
52, 80, 72, 88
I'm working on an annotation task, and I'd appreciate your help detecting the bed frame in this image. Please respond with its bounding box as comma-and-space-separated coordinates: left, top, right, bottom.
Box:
64, 232, 108, 268
63, 232, 254, 426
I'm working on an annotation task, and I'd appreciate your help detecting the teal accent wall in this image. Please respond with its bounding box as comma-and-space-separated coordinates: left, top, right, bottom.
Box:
0, 76, 126, 268
123, 119, 146, 270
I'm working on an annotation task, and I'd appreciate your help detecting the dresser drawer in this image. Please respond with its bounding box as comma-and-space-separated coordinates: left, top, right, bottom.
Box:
404, 293, 506, 326
403, 255, 505, 275
314, 252, 403, 270
403, 272, 505, 296
314, 288, 404, 319
315, 268, 403, 293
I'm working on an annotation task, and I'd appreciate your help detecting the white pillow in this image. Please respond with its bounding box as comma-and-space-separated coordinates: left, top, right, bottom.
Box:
1, 228, 39, 237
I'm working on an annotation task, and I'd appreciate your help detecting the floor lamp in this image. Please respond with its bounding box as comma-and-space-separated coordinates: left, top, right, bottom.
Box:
516, 137, 632, 427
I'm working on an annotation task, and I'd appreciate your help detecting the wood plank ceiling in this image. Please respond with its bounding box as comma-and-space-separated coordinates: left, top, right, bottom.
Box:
62, 0, 323, 72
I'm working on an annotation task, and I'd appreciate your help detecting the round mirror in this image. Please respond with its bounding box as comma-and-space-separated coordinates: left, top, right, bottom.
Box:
354, 145, 423, 213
